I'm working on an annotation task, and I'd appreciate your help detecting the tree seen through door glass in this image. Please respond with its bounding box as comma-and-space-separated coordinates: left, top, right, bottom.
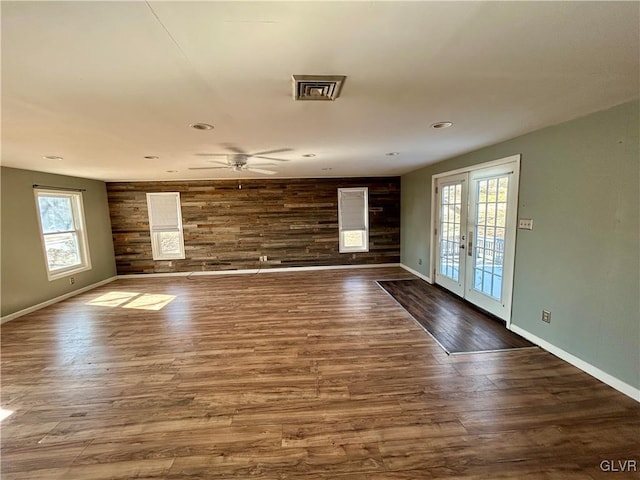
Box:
439, 184, 462, 281
473, 176, 509, 299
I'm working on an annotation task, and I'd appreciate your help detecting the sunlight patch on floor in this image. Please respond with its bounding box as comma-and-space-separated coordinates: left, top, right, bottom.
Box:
87, 291, 176, 311
0, 408, 14, 422
86, 291, 140, 307
122, 294, 176, 311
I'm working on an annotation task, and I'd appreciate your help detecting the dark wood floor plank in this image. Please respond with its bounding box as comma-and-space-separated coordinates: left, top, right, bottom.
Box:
377, 278, 535, 353
1, 267, 638, 479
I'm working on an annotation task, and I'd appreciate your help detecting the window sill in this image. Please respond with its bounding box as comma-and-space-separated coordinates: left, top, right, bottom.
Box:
47, 264, 92, 281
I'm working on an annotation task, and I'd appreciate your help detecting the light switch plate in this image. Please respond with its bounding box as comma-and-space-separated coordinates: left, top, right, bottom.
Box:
518, 218, 534, 230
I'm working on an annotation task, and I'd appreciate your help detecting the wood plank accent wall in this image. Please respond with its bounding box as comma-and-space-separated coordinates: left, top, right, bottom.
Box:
107, 177, 400, 274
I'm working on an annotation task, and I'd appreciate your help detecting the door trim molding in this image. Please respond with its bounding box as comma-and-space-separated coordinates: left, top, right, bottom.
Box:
431, 154, 522, 180
429, 154, 522, 325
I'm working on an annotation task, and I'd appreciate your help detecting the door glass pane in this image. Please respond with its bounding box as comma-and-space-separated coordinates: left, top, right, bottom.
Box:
439, 183, 462, 282
473, 175, 509, 300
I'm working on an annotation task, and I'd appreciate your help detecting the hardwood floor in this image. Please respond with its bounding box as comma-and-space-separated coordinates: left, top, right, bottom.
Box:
1, 268, 638, 479
377, 279, 534, 353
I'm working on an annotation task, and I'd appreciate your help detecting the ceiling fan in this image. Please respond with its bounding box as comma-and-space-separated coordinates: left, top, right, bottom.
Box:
188, 147, 292, 175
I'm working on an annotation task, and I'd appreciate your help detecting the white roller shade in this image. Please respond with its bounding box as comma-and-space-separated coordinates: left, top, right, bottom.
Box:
339, 189, 367, 230
147, 193, 181, 231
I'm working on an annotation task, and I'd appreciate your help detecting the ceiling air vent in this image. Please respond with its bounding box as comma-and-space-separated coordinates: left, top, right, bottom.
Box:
292, 75, 346, 101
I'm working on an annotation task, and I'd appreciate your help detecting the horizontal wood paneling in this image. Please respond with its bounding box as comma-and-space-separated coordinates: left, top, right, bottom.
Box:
107, 178, 400, 274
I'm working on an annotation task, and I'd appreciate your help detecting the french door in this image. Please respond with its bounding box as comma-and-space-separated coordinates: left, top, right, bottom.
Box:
434, 157, 520, 323
434, 173, 468, 297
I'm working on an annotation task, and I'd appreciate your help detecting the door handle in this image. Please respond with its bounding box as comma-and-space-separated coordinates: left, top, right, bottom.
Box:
468, 231, 473, 256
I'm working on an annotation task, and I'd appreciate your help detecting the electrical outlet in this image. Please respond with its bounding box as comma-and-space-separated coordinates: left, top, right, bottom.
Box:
518, 218, 534, 230
542, 310, 551, 323
259, 255, 268, 262
69, 277, 75, 285
418, 258, 422, 265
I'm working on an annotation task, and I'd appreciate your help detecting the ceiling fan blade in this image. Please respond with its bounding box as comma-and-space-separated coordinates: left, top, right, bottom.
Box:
245, 167, 276, 175
249, 162, 276, 167
187, 166, 229, 170
193, 153, 229, 157
253, 155, 289, 162
220, 143, 246, 154
249, 148, 293, 156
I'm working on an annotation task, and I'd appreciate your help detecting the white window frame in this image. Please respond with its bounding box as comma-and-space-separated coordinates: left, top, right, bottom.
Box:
338, 187, 369, 253
146, 192, 185, 261
34, 188, 92, 281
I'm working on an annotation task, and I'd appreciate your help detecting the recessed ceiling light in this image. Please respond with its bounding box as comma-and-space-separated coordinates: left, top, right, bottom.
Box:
431, 121, 453, 129
190, 123, 214, 131
385, 152, 399, 156
166, 170, 178, 173
43, 155, 63, 160
302, 154, 316, 158
321, 168, 333, 171
144, 155, 159, 160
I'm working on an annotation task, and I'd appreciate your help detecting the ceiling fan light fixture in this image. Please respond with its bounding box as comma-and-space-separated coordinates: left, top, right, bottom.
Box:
187, 147, 287, 174
43, 155, 63, 160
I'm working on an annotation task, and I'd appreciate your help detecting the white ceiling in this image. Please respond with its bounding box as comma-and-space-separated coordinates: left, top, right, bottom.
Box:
2, 1, 638, 182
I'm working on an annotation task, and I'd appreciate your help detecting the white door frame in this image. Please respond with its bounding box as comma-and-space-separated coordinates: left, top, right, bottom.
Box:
429, 154, 521, 326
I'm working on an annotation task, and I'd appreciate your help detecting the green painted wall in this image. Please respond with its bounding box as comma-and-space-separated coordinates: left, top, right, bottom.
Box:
401, 100, 639, 389
1, 167, 117, 317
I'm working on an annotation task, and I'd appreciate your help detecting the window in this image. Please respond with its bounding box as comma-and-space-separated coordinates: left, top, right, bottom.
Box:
34, 189, 92, 280
146, 192, 185, 260
338, 187, 369, 253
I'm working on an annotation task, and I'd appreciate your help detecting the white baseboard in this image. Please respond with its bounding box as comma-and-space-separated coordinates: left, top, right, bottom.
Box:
1, 276, 118, 324
400, 263, 432, 283
510, 325, 639, 402
117, 263, 402, 279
